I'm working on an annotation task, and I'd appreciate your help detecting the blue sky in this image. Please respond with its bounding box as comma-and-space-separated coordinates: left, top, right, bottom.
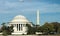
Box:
0, 0, 60, 25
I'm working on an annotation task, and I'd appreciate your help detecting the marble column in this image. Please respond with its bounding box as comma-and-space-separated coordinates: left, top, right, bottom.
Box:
20, 24, 21, 31
16, 24, 17, 31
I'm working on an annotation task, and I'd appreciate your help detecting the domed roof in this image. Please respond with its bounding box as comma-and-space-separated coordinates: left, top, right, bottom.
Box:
11, 15, 29, 23
14, 15, 26, 19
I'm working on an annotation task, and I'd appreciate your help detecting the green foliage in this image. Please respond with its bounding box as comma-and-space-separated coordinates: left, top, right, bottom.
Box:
26, 24, 36, 34
43, 22, 54, 32
1, 23, 8, 36
1, 23, 14, 35
1, 22, 60, 35
35, 26, 41, 32
9, 25, 14, 33
40, 22, 60, 34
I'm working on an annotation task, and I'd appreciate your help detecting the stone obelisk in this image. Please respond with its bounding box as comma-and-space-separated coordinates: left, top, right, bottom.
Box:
36, 10, 40, 26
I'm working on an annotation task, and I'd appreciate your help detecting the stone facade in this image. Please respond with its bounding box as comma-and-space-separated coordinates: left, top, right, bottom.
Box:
8, 15, 33, 34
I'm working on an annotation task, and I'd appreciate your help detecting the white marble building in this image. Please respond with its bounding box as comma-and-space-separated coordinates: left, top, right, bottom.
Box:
7, 10, 40, 34
8, 15, 33, 34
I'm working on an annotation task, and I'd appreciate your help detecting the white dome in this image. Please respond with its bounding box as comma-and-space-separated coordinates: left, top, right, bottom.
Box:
11, 15, 29, 23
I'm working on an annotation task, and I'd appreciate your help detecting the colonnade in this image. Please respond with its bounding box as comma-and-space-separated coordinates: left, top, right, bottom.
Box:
13, 24, 26, 31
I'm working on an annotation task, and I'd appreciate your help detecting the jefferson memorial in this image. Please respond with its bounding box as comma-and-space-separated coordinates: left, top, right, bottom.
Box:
8, 15, 33, 34
8, 10, 40, 34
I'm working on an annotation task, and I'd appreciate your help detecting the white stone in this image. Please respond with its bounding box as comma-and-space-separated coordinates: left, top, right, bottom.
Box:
8, 15, 32, 34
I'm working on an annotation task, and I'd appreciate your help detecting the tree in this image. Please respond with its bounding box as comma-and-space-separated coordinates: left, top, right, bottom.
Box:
51, 22, 60, 34
6, 25, 14, 35
1, 23, 8, 36
1, 23, 14, 35
40, 22, 60, 34
26, 24, 36, 34
41, 22, 54, 34
9, 25, 14, 34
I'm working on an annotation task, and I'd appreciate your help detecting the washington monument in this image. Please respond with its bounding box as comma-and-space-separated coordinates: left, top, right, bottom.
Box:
36, 10, 40, 26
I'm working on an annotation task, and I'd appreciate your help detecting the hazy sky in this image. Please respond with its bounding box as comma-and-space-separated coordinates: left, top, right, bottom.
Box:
0, 0, 60, 25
